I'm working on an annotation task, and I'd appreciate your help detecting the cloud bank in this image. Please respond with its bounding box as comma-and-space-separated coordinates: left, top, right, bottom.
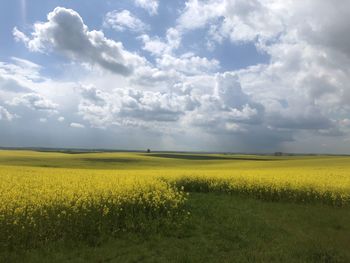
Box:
1, 1, 350, 153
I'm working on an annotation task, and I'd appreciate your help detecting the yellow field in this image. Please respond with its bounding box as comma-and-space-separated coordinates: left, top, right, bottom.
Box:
1, 150, 350, 249
0, 165, 187, 249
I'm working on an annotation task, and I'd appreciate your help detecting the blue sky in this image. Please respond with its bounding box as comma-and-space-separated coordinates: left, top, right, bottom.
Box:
0, 0, 268, 74
1, 0, 350, 153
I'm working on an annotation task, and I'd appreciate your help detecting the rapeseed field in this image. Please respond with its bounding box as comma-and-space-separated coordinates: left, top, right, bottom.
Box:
1, 150, 350, 249
0, 165, 187, 249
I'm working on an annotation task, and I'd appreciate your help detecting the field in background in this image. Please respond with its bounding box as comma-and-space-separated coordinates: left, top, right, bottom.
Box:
1, 150, 350, 262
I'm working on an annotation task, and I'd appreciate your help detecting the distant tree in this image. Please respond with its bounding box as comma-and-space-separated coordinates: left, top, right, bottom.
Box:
146, 149, 151, 153
274, 152, 283, 156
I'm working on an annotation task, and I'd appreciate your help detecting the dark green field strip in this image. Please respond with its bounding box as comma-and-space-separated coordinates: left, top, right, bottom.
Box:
81, 158, 142, 163
145, 153, 279, 161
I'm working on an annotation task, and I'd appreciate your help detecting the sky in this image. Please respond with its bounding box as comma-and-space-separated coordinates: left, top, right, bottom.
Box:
1, 0, 350, 153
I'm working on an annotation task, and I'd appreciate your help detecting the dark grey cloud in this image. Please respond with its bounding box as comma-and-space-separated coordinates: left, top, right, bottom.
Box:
295, 1, 350, 58
267, 111, 333, 130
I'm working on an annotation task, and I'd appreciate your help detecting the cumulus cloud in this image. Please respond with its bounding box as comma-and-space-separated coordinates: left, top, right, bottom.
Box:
0, 105, 16, 121
58, 116, 65, 122
6, 2, 350, 152
139, 27, 181, 57
9, 93, 58, 112
13, 7, 145, 75
77, 84, 113, 128
79, 84, 107, 106
70, 122, 85, 128
219, 0, 284, 43
139, 34, 169, 56
215, 73, 251, 109
13, 27, 29, 43
77, 84, 200, 128
176, 0, 284, 44
176, 0, 350, 59
134, 0, 159, 15
115, 89, 198, 122
176, 0, 223, 31
131, 65, 182, 86
156, 53, 219, 75
104, 10, 149, 33
174, 0, 350, 140
184, 72, 264, 133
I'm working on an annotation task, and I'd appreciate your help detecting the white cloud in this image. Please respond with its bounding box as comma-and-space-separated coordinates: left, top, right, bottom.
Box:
80, 84, 107, 106
76, 71, 264, 135
104, 10, 149, 33
14, 7, 146, 76
0, 74, 31, 93
131, 65, 182, 86
10, 57, 41, 73
139, 27, 181, 57
215, 73, 253, 110
176, 0, 223, 31
183, 72, 264, 133
134, 0, 159, 16
13, 27, 29, 43
70, 122, 85, 128
0, 57, 42, 92
176, 0, 285, 44
0, 105, 16, 121
58, 116, 65, 122
77, 85, 200, 128
174, 0, 350, 137
139, 34, 168, 56
220, 0, 284, 43
9, 93, 58, 112
115, 89, 197, 122
5, 3, 350, 152
156, 53, 219, 75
